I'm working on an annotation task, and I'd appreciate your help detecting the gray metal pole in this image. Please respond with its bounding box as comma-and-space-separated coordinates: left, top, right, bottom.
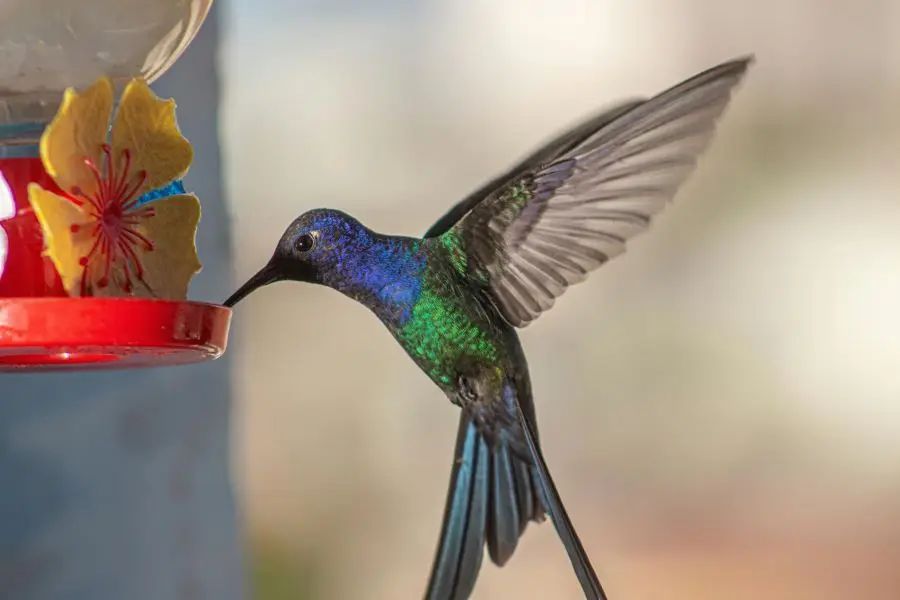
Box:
0, 3, 247, 600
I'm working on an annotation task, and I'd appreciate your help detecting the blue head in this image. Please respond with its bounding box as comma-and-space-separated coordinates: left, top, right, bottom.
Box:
224, 208, 424, 312
225, 208, 369, 307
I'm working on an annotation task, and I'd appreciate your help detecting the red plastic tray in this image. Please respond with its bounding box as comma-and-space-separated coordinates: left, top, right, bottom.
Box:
0, 298, 231, 371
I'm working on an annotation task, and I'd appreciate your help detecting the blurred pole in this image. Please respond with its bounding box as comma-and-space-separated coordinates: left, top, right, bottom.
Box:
0, 3, 247, 600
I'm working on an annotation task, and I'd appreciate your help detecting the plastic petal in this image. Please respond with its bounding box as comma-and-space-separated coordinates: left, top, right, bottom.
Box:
27, 184, 97, 295
109, 79, 193, 199
131, 193, 202, 300
39, 78, 113, 198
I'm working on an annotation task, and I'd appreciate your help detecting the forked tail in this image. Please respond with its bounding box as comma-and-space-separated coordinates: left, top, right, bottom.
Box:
424, 409, 547, 600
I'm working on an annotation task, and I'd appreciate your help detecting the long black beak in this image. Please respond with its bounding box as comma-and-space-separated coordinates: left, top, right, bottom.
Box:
224, 263, 281, 308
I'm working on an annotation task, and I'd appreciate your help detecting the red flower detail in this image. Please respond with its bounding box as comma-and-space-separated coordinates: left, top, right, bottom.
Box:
67, 144, 157, 295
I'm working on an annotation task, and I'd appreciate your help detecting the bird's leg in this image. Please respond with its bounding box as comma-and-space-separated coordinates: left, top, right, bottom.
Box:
456, 374, 479, 406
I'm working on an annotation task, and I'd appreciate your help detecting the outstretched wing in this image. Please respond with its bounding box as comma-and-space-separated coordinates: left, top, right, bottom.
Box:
424, 98, 645, 239
436, 57, 751, 327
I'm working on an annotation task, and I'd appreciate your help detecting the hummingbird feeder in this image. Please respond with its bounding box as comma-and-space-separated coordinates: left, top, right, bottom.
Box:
0, 0, 230, 372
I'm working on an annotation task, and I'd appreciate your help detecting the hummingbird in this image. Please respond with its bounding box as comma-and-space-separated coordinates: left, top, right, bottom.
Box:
225, 57, 751, 599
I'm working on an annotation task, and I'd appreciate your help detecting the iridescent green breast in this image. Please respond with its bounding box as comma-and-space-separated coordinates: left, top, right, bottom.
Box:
394, 245, 504, 390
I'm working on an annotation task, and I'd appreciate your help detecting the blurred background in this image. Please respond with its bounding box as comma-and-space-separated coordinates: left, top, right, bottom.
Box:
220, 0, 900, 599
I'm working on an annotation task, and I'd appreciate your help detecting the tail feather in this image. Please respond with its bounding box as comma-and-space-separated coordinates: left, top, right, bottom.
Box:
424, 382, 605, 600
424, 413, 546, 600
486, 443, 518, 564
513, 391, 608, 600
514, 460, 541, 533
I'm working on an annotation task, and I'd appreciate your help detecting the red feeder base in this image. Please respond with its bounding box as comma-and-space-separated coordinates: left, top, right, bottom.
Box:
0, 298, 231, 372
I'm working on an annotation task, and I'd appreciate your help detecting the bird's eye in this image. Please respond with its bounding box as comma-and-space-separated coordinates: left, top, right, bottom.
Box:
294, 233, 316, 254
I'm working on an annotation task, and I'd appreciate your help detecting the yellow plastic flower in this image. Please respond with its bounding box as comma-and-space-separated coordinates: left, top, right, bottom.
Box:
27, 77, 202, 299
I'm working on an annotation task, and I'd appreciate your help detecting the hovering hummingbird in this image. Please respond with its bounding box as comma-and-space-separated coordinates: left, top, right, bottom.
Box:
225, 57, 751, 599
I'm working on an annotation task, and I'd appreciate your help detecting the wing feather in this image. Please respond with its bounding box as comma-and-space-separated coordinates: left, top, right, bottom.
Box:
440, 57, 752, 326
